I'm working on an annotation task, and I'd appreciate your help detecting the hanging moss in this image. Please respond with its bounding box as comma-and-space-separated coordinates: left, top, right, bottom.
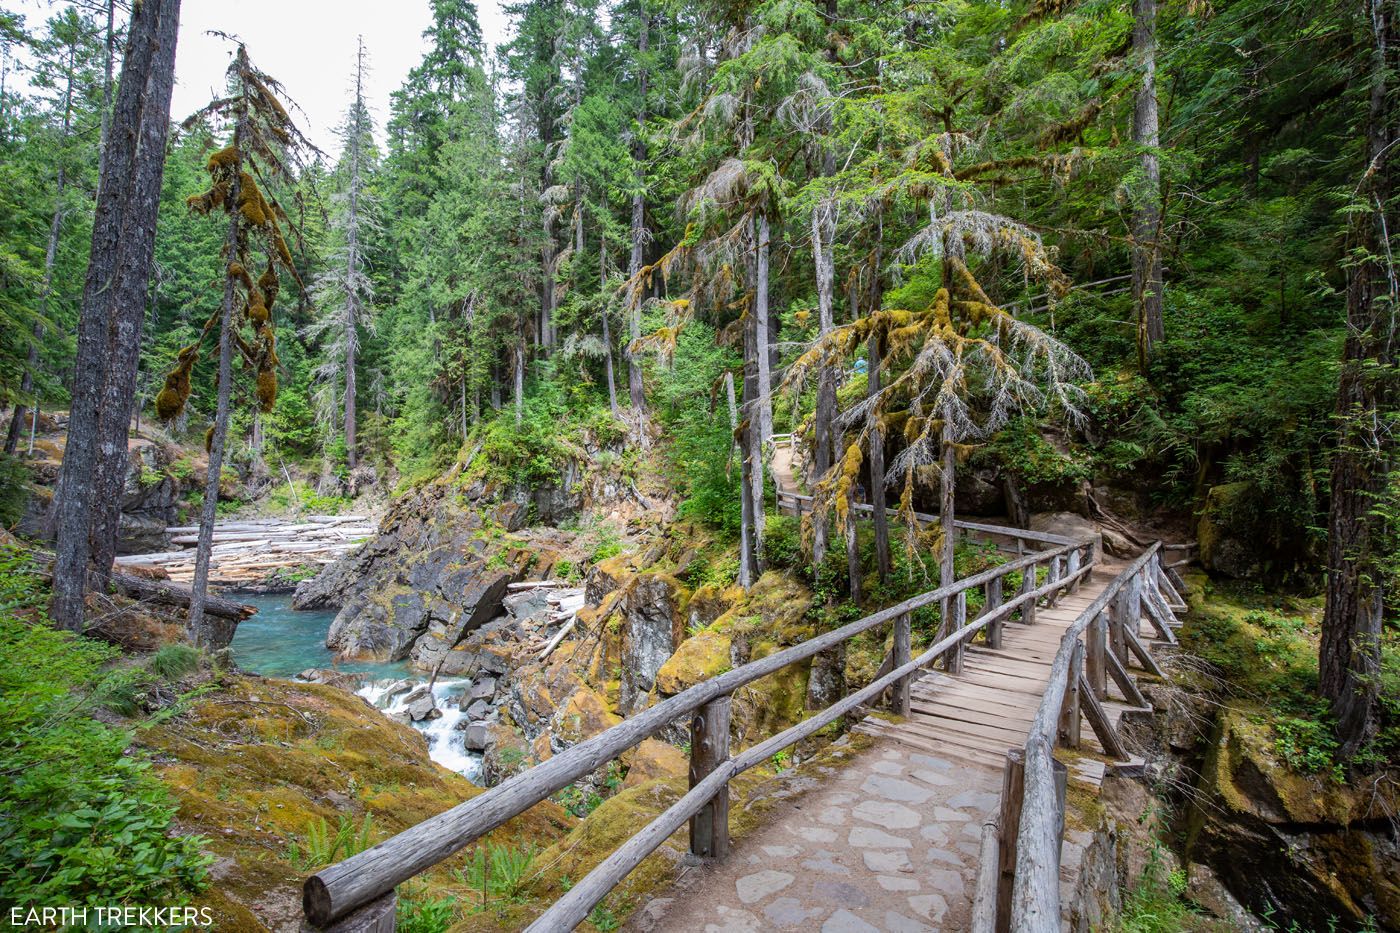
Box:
255, 366, 277, 413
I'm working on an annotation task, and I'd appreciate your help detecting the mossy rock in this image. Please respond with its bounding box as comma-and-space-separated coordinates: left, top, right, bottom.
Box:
654, 628, 731, 695
1185, 708, 1400, 928
143, 674, 570, 931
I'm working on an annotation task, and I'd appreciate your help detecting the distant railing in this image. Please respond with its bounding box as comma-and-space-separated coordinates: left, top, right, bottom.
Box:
303, 534, 1098, 930
972, 543, 1179, 933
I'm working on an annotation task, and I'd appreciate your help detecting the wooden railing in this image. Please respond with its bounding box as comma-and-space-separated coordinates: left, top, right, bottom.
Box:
303, 533, 1098, 931
775, 489, 1094, 557
972, 543, 1179, 933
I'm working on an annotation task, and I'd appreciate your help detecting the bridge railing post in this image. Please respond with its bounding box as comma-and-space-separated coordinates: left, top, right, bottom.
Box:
893, 611, 912, 716
689, 695, 732, 859
1045, 556, 1063, 607
984, 576, 1004, 650
944, 591, 967, 674
1019, 562, 1038, 625
1108, 582, 1129, 668
1056, 640, 1083, 749
1086, 610, 1107, 700
1066, 548, 1082, 595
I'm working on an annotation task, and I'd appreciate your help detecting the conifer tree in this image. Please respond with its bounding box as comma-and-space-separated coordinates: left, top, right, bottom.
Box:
160, 45, 311, 646
309, 37, 379, 475
51, 0, 180, 631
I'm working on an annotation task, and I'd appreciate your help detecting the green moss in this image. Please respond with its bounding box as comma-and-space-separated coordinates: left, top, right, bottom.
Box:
654, 628, 731, 694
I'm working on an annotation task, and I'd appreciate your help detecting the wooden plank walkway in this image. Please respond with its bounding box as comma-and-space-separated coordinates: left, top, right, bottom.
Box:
855, 567, 1145, 787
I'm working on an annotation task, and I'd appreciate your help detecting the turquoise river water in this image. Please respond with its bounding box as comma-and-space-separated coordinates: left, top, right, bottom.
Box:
228, 594, 483, 782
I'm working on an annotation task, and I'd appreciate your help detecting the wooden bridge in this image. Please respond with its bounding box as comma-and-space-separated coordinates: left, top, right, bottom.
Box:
301, 447, 1188, 932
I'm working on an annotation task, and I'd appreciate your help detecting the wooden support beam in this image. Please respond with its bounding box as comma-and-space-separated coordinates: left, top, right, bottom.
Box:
995, 748, 1024, 933
1086, 611, 1107, 700
984, 576, 1004, 650
1019, 562, 1038, 625
1057, 641, 1083, 749
1124, 626, 1166, 678
688, 696, 732, 858
1108, 581, 1130, 668
1066, 548, 1082, 595
893, 613, 912, 716
1142, 586, 1179, 644
1105, 648, 1147, 708
1043, 557, 1058, 607
1078, 672, 1127, 760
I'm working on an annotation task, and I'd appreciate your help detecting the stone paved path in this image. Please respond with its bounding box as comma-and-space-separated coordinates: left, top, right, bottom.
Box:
632, 738, 1002, 932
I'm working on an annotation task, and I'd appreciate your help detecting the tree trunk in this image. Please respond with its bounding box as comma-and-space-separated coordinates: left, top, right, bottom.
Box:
739, 305, 764, 586
601, 247, 620, 416
866, 216, 890, 581
1132, 0, 1165, 372
189, 107, 245, 648
1320, 0, 1397, 758
513, 336, 525, 426
89, 0, 182, 584
867, 333, 890, 582
51, 0, 180, 631
754, 214, 774, 452
625, 6, 650, 416
939, 423, 956, 642
811, 202, 836, 570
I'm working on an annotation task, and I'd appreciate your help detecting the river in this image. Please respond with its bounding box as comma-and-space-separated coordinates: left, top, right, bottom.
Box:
228, 594, 485, 783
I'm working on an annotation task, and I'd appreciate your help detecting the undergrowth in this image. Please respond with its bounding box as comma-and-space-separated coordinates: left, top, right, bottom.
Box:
0, 546, 212, 907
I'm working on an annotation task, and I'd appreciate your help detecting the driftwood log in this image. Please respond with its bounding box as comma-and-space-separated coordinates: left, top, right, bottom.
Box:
107, 572, 255, 620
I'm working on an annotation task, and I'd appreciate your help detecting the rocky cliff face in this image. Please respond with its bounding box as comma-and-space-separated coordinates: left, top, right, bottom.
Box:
292, 477, 533, 665
1122, 677, 1400, 930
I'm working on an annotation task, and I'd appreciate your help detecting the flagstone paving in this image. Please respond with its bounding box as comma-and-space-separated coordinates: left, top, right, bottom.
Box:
631, 739, 1003, 932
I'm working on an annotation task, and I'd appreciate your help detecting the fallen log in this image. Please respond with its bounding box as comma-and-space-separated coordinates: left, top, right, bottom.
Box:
108, 572, 257, 621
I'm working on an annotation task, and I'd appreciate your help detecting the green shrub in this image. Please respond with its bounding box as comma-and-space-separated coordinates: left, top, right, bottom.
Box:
0, 453, 31, 528
147, 644, 200, 680
763, 514, 803, 570
456, 841, 538, 908
286, 813, 377, 871
396, 889, 457, 933
0, 547, 211, 907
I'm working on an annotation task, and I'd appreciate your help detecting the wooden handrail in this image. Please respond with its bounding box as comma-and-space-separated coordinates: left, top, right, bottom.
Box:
775, 489, 1086, 550
304, 537, 1095, 928
1005, 543, 1162, 931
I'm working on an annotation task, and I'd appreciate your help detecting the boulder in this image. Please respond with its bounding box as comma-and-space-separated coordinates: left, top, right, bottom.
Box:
408, 569, 517, 670
622, 739, 688, 789
469, 677, 497, 702
293, 480, 486, 611
503, 588, 551, 624
323, 544, 520, 664
1029, 511, 1133, 558
1197, 482, 1262, 579
1187, 710, 1400, 930
617, 573, 684, 715
465, 699, 492, 720
463, 722, 492, 751
655, 628, 732, 696
407, 696, 440, 722
954, 466, 1004, 516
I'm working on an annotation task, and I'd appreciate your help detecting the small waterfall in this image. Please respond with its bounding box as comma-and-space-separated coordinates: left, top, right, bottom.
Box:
358, 676, 485, 784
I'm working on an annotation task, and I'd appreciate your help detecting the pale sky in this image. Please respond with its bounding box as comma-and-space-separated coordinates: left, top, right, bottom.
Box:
10, 0, 512, 156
